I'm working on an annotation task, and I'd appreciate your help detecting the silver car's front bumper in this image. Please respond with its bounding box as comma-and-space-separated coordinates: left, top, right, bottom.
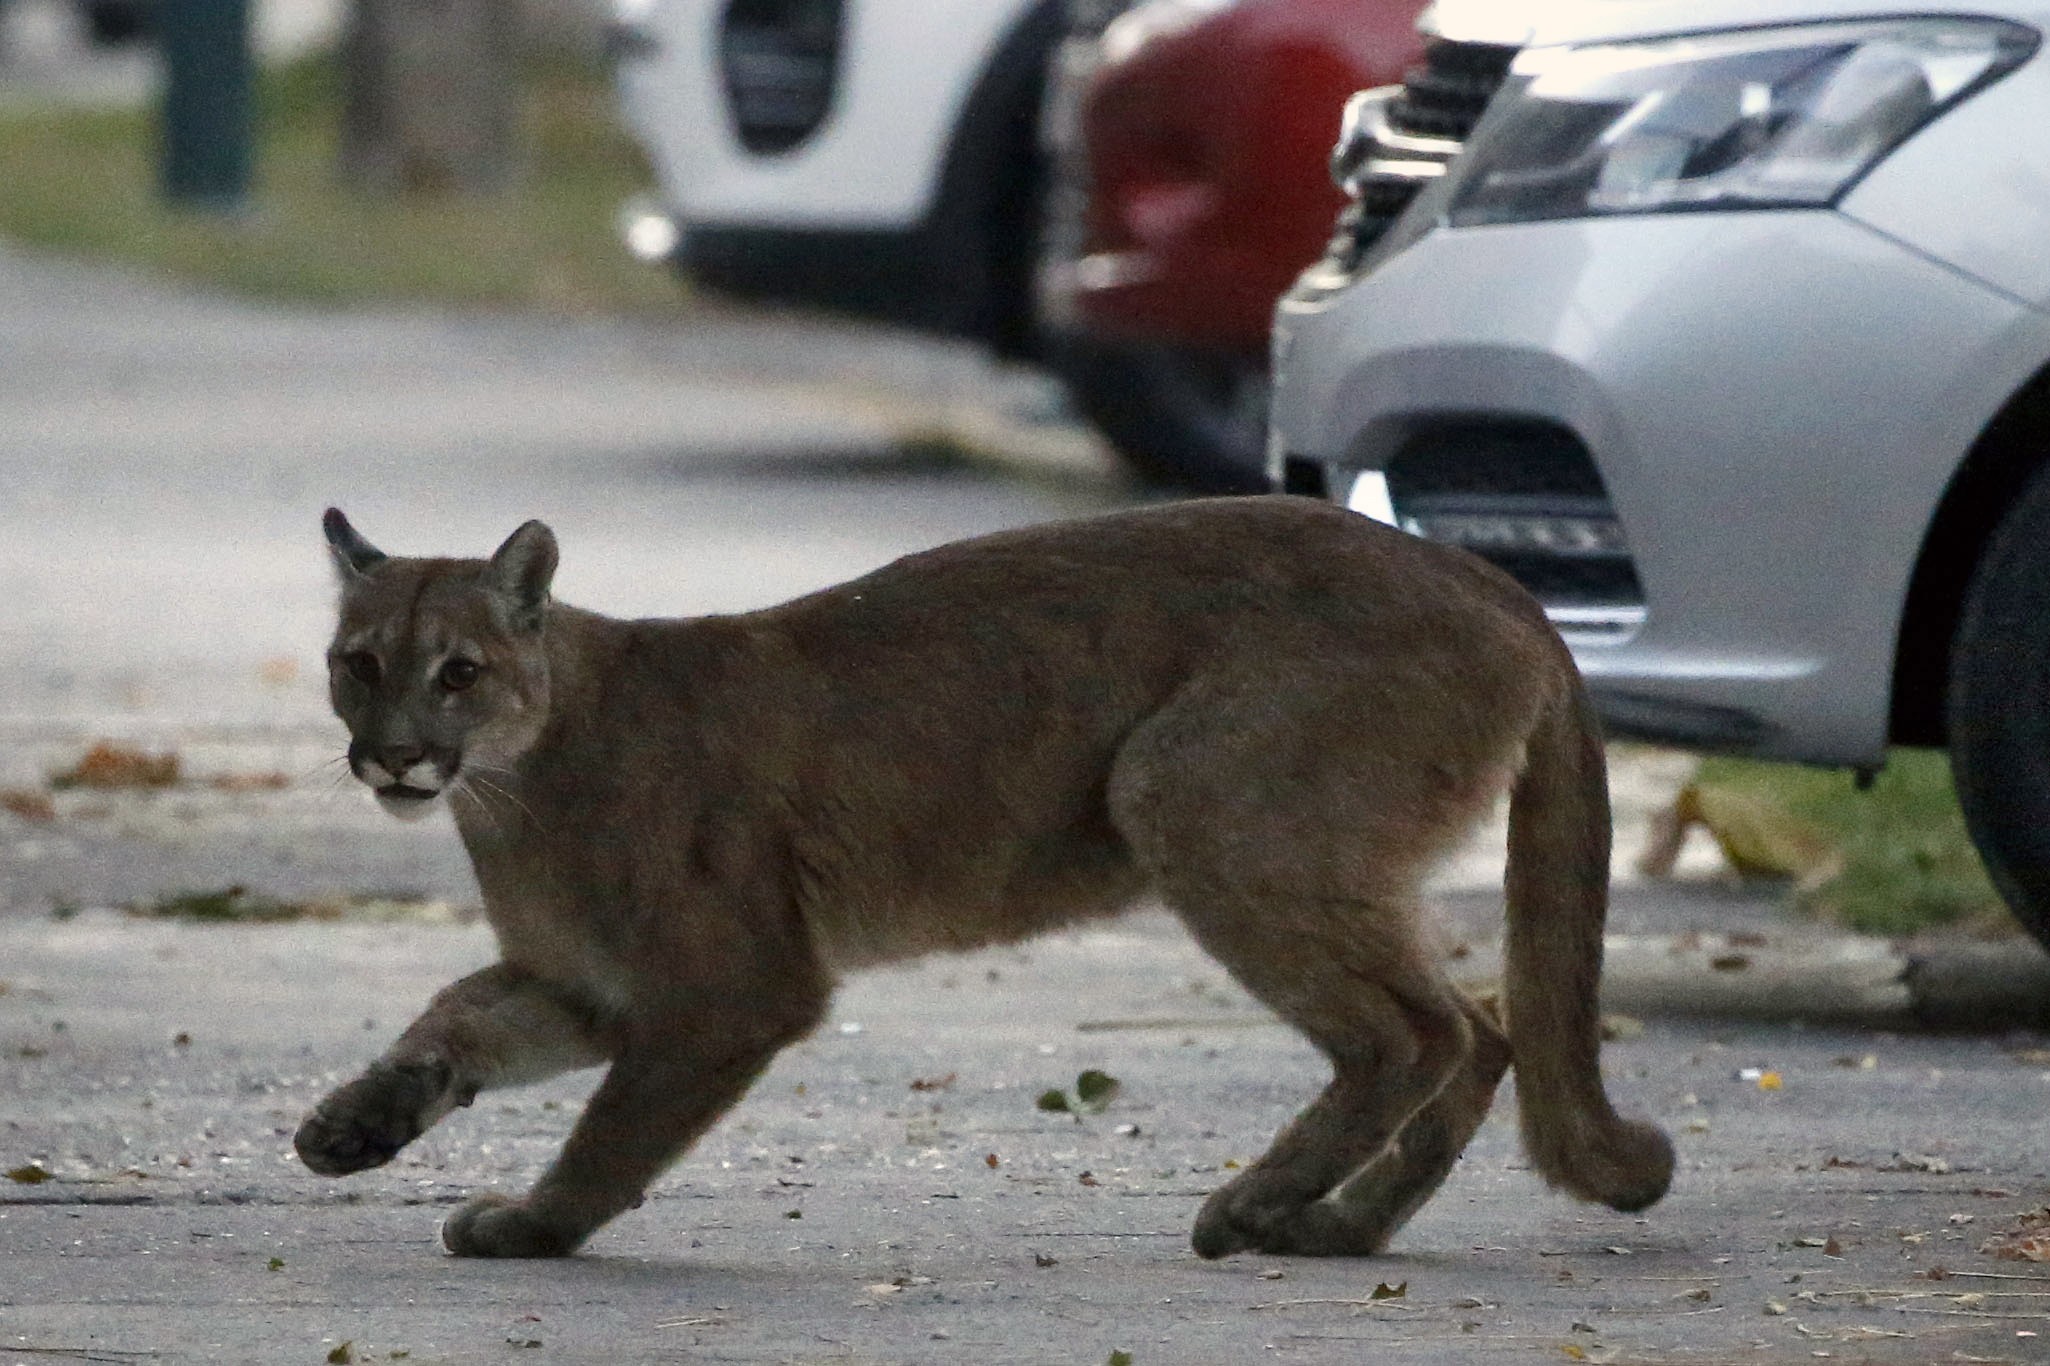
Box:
1271, 208, 2042, 765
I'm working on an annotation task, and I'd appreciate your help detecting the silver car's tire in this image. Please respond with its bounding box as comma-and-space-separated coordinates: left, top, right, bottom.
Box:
1948, 460, 2050, 953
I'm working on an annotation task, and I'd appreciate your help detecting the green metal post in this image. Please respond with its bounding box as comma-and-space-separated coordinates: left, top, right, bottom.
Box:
160, 0, 254, 208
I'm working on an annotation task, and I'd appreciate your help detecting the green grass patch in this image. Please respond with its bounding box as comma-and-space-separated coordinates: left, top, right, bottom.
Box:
0, 54, 685, 313
1693, 749, 2007, 937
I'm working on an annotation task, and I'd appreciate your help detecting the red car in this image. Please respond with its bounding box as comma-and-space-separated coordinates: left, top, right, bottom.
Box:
1040, 0, 1427, 491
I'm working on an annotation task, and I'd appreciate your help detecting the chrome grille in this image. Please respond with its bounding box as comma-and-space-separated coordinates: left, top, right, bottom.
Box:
1377, 420, 1645, 639
1321, 38, 1516, 275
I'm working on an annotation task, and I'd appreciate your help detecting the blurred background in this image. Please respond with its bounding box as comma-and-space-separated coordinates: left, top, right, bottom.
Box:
0, 0, 2025, 947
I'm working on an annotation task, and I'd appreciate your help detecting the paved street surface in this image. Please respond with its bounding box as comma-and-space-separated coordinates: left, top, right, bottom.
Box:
2, 241, 2049, 1364
7, 911, 2050, 1365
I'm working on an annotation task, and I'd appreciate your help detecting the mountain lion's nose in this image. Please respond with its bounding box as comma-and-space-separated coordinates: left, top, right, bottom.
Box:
378, 744, 427, 774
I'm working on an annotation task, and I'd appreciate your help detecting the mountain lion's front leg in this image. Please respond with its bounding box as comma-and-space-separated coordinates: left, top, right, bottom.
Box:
442, 997, 823, 1258
296, 964, 615, 1177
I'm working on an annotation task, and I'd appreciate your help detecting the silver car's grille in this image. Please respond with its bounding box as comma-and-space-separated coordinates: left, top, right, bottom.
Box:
1381, 420, 1646, 640
1322, 38, 1516, 274
720, 0, 845, 156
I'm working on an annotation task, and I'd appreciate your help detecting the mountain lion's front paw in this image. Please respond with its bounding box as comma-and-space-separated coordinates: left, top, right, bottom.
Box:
294, 1060, 450, 1176
442, 1194, 582, 1258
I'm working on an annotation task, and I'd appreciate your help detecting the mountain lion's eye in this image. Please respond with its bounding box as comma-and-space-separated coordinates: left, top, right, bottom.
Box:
439, 658, 482, 692
340, 651, 381, 686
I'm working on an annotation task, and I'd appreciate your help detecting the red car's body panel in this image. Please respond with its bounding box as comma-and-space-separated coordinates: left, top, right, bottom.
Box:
1074, 0, 1427, 351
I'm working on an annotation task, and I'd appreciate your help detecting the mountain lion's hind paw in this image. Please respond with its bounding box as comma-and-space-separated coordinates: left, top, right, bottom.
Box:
442, 1194, 582, 1258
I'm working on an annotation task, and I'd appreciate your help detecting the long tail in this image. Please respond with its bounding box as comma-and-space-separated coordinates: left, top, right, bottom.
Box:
1503, 676, 1674, 1213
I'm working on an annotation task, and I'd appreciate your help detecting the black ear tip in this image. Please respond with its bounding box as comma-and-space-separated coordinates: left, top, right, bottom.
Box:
323, 507, 346, 533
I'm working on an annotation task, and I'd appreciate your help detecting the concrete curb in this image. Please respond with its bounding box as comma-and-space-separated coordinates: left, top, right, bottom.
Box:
1581, 933, 2050, 1032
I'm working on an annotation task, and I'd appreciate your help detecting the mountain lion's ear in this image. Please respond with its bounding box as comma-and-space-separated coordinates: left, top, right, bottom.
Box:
324, 507, 387, 582
488, 520, 558, 629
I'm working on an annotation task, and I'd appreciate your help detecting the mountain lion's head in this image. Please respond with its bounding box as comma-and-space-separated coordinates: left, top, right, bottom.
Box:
322, 508, 558, 821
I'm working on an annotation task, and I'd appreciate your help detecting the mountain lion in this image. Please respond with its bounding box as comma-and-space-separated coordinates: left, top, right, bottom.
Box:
297, 497, 1672, 1259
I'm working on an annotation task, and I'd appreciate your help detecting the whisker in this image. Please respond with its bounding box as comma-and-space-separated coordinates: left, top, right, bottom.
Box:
451, 778, 510, 841
464, 772, 539, 829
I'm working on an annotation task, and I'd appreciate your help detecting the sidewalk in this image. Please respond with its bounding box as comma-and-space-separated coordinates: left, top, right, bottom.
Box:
6, 899, 2050, 1365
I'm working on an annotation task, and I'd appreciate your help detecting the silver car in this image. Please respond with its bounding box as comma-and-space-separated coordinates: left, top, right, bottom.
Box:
1268, 0, 2050, 946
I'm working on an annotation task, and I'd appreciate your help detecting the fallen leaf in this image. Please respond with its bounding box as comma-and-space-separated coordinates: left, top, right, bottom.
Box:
1034, 1253, 1057, 1268
1108, 1352, 1134, 1366
0, 789, 55, 822
1371, 1281, 1407, 1300
1884, 1153, 1952, 1174
984, 1153, 999, 1169
1036, 1089, 1071, 1114
910, 1073, 957, 1092
327, 1345, 354, 1365
1981, 1228, 2050, 1263
50, 742, 180, 790
1075, 1069, 1120, 1109
1078, 1172, 1100, 1187
7, 1163, 53, 1184
1600, 1014, 1645, 1041
1711, 954, 1752, 972
1759, 1071, 1784, 1091
266, 1256, 284, 1272
208, 772, 290, 793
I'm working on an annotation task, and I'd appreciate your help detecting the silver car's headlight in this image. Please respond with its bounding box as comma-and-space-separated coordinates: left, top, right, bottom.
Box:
1446, 18, 2036, 226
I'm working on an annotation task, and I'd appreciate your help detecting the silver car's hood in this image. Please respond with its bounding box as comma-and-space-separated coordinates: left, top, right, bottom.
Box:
1424, 0, 2050, 47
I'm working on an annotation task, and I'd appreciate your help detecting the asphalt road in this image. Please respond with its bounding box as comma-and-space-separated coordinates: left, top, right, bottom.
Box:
3, 245, 2049, 1364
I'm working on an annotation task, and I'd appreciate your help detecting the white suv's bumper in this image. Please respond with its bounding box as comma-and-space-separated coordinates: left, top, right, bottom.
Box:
1272, 209, 2041, 764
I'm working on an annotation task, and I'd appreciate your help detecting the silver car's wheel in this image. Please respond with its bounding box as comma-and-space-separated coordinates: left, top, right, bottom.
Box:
1948, 460, 2050, 953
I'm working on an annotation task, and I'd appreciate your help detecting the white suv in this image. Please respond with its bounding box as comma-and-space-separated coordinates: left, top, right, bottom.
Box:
1268, 0, 2050, 946
610, 0, 1057, 350
607, 0, 1265, 489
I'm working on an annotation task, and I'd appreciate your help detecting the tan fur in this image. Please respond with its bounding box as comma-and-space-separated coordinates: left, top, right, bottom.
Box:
296, 496, 1672, 1260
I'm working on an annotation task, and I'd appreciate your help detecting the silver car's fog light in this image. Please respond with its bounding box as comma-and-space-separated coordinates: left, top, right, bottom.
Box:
1446, 17, 2037, 225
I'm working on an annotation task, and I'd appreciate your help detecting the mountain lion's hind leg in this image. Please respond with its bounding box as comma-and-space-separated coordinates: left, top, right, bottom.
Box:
1168, 889, 1474, 1258
1308, 990, 1511, 1253
296, 964, 615, 1177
